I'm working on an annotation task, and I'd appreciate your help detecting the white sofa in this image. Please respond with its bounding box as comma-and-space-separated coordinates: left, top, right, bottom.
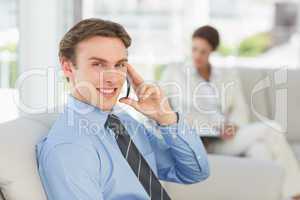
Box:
164, 67, 300, 200
0, 67, 299, 200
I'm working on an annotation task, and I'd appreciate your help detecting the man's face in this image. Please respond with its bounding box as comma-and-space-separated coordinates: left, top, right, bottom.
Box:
65, 36, 128, 111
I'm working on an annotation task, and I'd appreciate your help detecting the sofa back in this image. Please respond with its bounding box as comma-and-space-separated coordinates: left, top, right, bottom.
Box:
0, 113, 58, 200
236, 67, 300, 142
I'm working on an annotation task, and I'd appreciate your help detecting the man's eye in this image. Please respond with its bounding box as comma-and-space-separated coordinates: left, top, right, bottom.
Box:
116, 63, 126, 68
92, 63, 103, 67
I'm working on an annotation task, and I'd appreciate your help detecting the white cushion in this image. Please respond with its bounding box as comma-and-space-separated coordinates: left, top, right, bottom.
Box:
0, 113, 58, 200
164, 155, 283, 200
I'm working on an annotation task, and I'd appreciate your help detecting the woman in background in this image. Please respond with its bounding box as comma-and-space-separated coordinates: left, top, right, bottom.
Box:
161, 25, 300, 200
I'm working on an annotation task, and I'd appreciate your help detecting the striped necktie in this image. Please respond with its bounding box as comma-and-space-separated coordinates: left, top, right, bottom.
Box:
104, 114, 171, 200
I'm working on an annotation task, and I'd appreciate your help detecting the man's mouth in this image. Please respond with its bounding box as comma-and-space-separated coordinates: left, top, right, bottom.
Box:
96, 88, 118, 97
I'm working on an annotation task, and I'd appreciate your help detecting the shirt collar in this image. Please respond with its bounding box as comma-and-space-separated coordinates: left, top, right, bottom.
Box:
66, 94, 114, 128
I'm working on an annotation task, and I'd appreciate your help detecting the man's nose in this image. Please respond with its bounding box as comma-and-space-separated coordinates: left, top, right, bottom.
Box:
101, 69, 125, 84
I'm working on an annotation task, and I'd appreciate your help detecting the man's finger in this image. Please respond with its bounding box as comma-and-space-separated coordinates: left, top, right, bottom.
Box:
126, 64, 144, 88
136, 84, 149, 97
141, 86, 159, 100
119, 97, 139, 110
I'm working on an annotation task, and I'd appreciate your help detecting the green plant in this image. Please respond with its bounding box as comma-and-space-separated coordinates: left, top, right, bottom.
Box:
217, 43, 235, 56
9, 60, 17, 88
0, 42, 17, 53
0, 42, 18, 88
237, 32, 272, 57
154, 64, 166, 80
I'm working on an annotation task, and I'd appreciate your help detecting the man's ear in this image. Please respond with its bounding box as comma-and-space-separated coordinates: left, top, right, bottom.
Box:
60, 57, 75, 82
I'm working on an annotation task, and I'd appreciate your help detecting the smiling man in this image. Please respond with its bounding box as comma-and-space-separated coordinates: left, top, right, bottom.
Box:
36, 18, 209, 200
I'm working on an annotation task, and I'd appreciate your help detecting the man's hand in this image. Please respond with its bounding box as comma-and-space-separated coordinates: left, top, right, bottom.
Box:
220, 124, 239, 140
119, 64, 177, 126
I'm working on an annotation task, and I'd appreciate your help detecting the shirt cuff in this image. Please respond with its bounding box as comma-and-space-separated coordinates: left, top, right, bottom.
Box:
156, 112, 208, 169
156, 112, 179, 127
156, 112, 193, 143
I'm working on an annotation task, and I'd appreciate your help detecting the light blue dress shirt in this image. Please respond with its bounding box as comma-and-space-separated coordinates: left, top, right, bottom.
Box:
36, 95, 209, 200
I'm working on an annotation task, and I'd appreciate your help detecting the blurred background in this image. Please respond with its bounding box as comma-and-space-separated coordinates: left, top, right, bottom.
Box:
0, 0, 299, 122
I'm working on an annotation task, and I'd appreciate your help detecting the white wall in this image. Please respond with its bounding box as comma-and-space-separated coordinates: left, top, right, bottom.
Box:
18, 0, 74, 115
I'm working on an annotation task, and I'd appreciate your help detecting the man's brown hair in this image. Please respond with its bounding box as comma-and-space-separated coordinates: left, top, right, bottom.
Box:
59, 18, 131, 65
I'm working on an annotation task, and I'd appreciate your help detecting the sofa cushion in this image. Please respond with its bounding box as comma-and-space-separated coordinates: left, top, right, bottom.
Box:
164, 155, 283, 200
0, 113, 58, 200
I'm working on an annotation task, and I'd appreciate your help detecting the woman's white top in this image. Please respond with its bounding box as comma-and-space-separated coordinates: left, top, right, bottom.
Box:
160, 63, 250, 136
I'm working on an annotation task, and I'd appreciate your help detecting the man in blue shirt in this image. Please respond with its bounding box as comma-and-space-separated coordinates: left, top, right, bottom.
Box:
36, 18, 209, 200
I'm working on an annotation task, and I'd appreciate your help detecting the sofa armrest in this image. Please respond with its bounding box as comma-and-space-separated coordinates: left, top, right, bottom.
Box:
163, 155, 283, 200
